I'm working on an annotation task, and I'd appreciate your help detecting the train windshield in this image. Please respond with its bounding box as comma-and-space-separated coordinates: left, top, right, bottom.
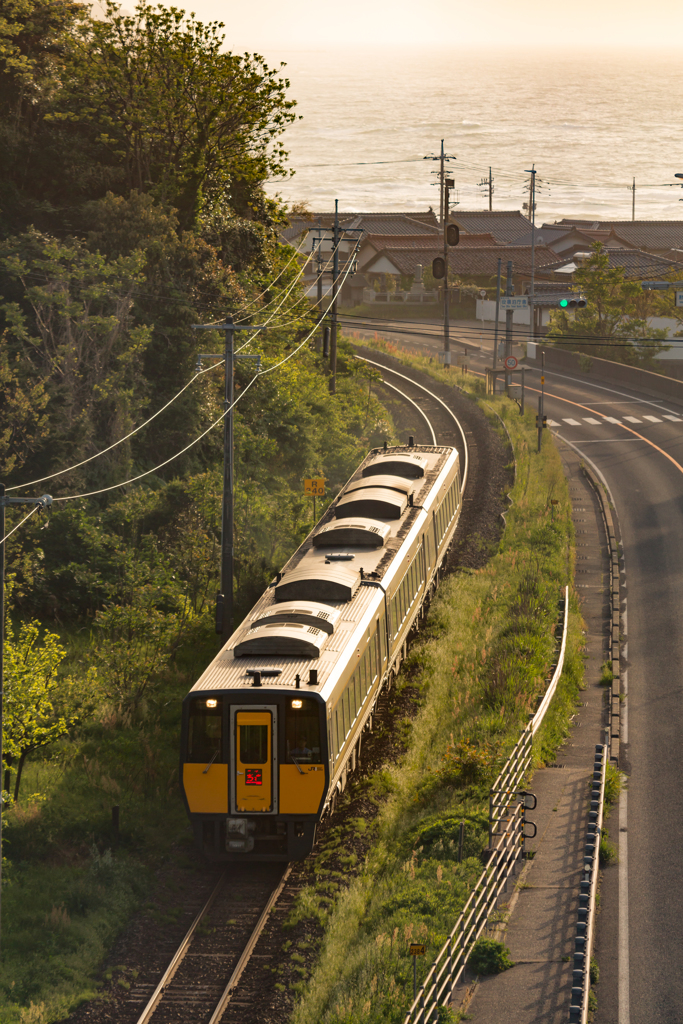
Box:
187, 697, 223, 762
286, 697, 322, 764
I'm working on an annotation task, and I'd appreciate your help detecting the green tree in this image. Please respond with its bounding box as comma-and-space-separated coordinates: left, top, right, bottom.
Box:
3, 616, 81, 801
547, 243, 668, 368
52, 2, 296, 229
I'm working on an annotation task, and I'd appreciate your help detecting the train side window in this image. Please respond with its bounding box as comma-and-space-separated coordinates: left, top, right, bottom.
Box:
187, 697, 223, 762
334, 709, 340, 755
343, 686, 351, 735
286, 697, 322, 764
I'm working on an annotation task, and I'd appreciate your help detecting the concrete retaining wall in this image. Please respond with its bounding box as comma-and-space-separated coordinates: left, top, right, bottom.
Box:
525, 344, 683, 403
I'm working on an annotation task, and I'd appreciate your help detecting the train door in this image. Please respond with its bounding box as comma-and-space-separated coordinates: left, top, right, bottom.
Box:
230, 706, 278, 814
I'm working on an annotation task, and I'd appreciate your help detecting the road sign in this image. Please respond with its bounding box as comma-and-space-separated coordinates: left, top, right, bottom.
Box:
676, 291, 683, 308
500, 297, 528, 310
304, 477, 326, 496
409, 944, 426, 957
504, 356, 518, 370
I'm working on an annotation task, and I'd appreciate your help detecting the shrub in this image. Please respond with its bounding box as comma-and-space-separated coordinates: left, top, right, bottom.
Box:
468, 938, 514, 975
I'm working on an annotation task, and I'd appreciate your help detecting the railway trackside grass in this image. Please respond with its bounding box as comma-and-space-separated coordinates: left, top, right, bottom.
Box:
287, 341, 584, 1024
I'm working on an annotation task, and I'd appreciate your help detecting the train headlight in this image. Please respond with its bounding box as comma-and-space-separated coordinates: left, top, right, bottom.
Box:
206, 699, 218, 708
291, 699, 303, 709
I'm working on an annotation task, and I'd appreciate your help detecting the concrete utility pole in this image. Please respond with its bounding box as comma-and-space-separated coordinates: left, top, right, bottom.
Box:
479, 167, 494, 211
423, 141, 455, 228
493, 257, 502, 370
192, 318, 264, 646
505, 260, 513, 394
443, 177, 454, 365
0, 487, 52, 951
525, 166, 537, 342
631, 177, 636, 221
329, 200, 340, 393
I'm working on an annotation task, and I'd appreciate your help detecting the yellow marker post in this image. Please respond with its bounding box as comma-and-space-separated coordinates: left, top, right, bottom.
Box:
409, 943, 426, 1001
304, 477, 326, 521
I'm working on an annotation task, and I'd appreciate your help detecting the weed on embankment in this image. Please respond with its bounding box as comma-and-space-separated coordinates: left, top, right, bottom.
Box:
287, 343, 583, 1024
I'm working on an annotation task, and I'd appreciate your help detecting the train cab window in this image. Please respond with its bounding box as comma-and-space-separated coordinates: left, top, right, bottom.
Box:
286, 697, 322, 764
187, 697, 223, 762
239, 723, 268, 763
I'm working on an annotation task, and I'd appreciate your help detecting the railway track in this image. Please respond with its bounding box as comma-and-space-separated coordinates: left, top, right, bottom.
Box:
130, 864, 290, 1024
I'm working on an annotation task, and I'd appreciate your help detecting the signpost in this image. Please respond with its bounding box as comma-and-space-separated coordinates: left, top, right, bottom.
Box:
504, 355, 518, 371
409, 943, 427, 1001
500, 296, 529, 310
304, 477, 326, 520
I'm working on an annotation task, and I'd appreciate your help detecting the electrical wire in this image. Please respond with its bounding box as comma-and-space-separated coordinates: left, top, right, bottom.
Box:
50, 245, 360, 504
0, 505, 40, 546
7, 358, 225, 493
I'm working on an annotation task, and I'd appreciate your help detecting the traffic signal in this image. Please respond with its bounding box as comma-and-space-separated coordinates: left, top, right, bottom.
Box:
432, 256, 446, 280
558, 296, 586, 308
535, 415, 547, 428
446, 224, 460, 246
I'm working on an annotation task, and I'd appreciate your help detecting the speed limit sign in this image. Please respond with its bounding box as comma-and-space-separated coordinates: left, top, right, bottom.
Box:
504, 355, 518, 370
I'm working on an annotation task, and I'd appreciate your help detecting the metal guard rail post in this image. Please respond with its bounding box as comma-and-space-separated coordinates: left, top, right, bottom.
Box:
402, 586, 570, 1024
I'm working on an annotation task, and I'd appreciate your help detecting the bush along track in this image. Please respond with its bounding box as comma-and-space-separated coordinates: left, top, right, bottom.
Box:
284, 342, 584, 1024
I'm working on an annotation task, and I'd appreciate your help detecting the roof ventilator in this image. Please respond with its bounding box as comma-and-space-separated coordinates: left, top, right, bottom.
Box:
308, 669, 318, 687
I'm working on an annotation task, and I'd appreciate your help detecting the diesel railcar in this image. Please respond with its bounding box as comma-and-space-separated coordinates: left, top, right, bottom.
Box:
180, 442, 462, 861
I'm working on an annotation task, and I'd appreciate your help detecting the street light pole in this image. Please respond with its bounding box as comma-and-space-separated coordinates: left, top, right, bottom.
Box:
0, 488, 52, 952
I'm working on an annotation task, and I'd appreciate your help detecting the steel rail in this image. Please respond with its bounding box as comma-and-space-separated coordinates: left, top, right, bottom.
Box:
207, 864, 293, 1023
375, 378, 437, 445
134, 864, 291, 1024
135, 870, 228, 1024
355, 355, 469, 497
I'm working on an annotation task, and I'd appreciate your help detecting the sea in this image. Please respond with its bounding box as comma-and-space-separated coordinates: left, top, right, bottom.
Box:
261, 47, 683, 223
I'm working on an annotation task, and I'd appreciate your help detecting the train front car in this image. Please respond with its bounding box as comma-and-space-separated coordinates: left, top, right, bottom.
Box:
180, 442, 462, 862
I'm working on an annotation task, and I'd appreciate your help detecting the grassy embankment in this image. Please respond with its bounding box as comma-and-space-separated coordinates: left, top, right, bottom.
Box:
286, 341, 583, 1024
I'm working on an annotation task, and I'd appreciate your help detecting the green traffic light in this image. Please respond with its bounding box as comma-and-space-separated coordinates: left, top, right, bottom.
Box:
559, 298, 569, 308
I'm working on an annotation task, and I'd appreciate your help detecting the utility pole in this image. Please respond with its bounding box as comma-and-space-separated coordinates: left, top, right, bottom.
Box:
493, 257, 502, 370
329, 200, 340, 394
505, 260, 513, 395
423, 141, 455, 228
192, 318, 264, 646
525, 166, 537, 342
631, 177, 636, 221
479, 167, 494, 211
537, 349, 546, 453
0, 487, 52, 951
443, 176, 454, 366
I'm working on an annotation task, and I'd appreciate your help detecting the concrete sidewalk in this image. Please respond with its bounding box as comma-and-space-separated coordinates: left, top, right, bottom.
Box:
454, 442, 610, 1023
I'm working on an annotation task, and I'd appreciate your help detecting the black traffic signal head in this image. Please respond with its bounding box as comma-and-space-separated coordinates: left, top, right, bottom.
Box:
432, 256, 446, 280
446, 223, 460, 247
558, 295, 587, 309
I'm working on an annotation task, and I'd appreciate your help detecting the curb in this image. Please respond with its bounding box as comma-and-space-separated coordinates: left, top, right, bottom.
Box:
580, 464, 621, 766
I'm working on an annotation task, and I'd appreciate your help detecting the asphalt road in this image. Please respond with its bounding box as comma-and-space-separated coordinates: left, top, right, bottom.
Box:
362, 321, 683, 1023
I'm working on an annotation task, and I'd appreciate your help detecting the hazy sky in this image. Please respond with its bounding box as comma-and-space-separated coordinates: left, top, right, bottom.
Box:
179, 0, 683, 50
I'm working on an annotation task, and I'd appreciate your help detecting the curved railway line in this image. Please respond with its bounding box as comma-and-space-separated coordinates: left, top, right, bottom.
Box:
72, 355, 513, 1024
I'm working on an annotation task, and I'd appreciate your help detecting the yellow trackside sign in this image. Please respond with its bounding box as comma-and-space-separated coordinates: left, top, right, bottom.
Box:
304, 477, 326, 496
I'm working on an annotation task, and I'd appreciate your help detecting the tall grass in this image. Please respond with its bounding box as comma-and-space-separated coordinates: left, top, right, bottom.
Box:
288, 343, 583, 1024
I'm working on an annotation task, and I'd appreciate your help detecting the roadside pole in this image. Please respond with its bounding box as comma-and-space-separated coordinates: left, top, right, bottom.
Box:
505, 260, 513, 395
493, 258, 502, 370
537, 349, 545, 453
525, 166, 537, 343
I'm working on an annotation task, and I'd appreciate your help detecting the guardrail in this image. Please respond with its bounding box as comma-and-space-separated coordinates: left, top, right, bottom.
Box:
402, 585, 569, 1024
569, 740, 607, 1023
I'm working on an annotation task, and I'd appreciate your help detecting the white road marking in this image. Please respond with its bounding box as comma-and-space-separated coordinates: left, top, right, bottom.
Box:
623, 416, 642, 424
604, 416, 621, 424
642, 415, 662, 423
663, 414, 682, 422
562, 418, 581, 425
547, 419, 560, 426
583, 417, 602, 425
619, 785, 630, 1024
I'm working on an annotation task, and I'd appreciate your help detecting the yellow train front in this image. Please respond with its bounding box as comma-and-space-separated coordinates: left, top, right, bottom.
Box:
180, 442, 463, 861
181, 687, 327, 860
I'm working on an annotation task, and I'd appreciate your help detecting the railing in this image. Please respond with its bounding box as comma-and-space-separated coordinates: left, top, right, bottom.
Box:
402, 586, 569, 1024
569, 739, 608, 1023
